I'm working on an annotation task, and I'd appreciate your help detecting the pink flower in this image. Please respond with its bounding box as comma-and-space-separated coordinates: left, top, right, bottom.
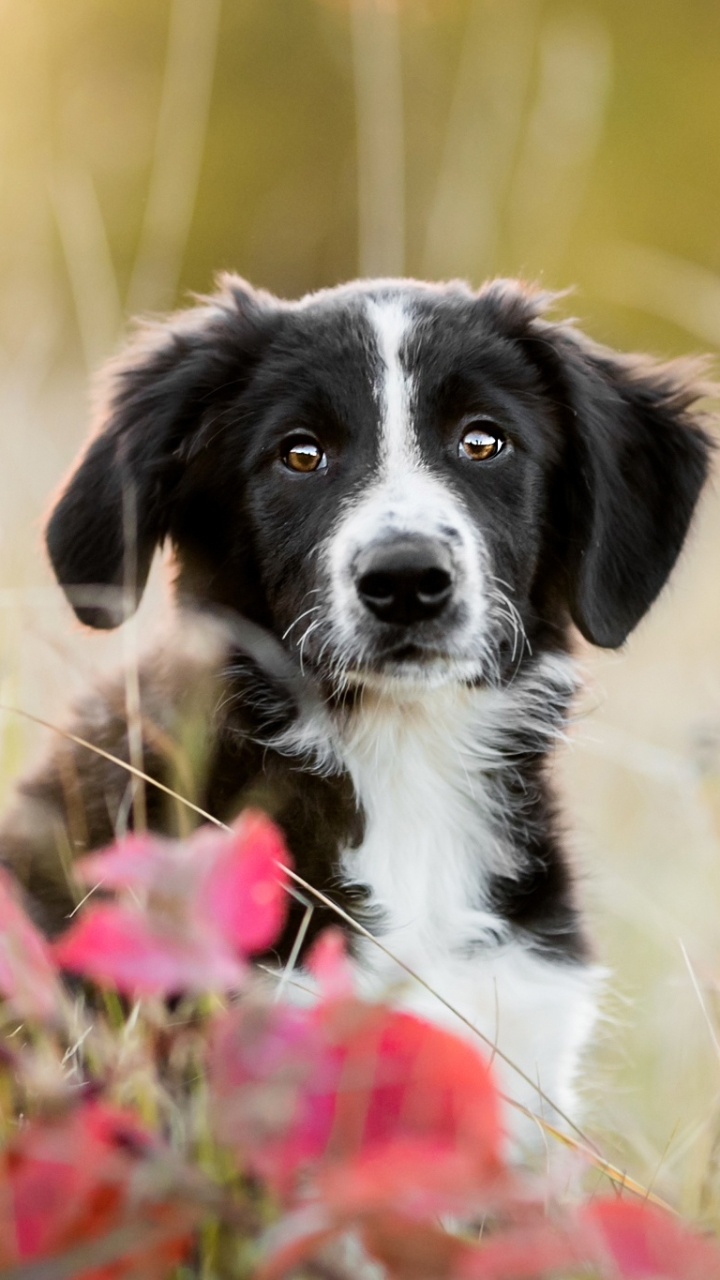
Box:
0, 866, 65, 1022
54, 811, 291, 996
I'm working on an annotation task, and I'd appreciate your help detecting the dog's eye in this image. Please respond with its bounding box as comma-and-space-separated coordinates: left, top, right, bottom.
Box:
282, 436, 327, 473
459, 421, 506, 462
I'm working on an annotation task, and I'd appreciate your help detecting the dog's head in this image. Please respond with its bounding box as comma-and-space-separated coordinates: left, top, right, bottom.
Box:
47, 277, 713, 690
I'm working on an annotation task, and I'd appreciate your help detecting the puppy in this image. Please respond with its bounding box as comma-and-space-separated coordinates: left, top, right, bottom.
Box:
0, 276, 712, 1141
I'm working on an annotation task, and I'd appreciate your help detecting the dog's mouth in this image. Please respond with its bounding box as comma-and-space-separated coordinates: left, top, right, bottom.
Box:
289, 594, 485, 689
332, 638, 486, 690
375, 641, 428, 664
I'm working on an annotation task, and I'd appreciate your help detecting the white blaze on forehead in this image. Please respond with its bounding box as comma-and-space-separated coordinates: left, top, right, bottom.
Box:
365, 297, 419, 472
322, 291, 490, 672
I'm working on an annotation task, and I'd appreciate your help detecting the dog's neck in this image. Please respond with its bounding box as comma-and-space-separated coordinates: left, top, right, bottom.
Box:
337, 657, 576, 933
264, 651, 582, 958
336, 682, 511, 960
276, 650, 577, 771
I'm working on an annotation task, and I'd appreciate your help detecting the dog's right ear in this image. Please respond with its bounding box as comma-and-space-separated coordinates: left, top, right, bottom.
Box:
46, 277, 278, 628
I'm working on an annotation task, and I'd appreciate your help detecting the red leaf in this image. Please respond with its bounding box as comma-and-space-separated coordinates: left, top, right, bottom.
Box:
210, 995, 503, 1213
325, 1000, 500, 1149
0, 1101, 193, 1277
54, 903, 247, 995
200, 810, 290, 955
54, 811, 291, 996
457, 1198, 720, 1280
253, 1205, 337, 1280
359, 1212, 474, 1280
73, 832, 177, 891
458, 1222, 585, 1279
584, 1197, 720, 1279
358, 1214, 583, 1280
209, 999, 337, 1188
0, 866, 65, 1022
258, 1206, 583, 1280
306, 928, 355, 1000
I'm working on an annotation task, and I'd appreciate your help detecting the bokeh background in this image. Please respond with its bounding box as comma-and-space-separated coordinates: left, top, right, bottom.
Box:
1, 0, 720, 1216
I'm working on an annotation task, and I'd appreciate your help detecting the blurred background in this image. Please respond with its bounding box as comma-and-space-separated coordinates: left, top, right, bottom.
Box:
1, 0, 720, 1215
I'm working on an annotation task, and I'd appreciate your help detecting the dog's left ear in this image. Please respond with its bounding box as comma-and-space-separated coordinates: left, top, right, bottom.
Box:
486, 284, 715, 648
547, 329, 713, 647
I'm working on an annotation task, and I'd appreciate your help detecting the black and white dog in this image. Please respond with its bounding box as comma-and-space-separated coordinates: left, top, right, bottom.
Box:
2, 276, 713, 1141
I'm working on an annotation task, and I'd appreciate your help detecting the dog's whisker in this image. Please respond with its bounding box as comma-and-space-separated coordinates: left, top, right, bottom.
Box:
282, 603, 321, 641
297, 617, 323, 676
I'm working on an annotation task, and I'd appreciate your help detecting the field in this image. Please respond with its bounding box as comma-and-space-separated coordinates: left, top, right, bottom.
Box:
1, 0, 720, 1246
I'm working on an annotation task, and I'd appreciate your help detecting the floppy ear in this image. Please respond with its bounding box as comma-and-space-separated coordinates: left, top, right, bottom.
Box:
46, 277, 277, 628
483, 282, 715, 648
543, 329, 713, 647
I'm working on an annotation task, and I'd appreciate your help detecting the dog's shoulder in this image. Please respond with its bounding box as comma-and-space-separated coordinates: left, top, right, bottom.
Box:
0, 614, 237, 931
0, 611, 368, 940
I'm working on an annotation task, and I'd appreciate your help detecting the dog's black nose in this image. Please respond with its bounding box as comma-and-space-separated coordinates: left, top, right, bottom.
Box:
355, 537, 454, 625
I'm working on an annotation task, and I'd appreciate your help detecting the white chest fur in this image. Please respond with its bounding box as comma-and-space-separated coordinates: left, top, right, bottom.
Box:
334, 681, 601, 1144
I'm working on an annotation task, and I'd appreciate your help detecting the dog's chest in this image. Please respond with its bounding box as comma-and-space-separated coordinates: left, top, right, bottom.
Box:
331, 687, 600, 1129
337, 688, 505, 959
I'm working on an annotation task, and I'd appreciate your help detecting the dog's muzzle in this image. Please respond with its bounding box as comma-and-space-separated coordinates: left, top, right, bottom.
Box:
354, 535, 455, 627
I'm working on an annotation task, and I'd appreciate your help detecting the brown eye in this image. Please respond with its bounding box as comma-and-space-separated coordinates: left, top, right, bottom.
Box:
459, 422, 506, 461
282, 437, 327, 473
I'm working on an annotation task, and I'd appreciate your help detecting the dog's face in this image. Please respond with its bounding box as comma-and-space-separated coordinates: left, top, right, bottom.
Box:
46, 278, 712, 691
231, 287, 562, 690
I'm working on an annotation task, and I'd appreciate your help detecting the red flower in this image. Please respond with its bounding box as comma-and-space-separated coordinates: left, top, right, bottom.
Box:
0, 865, 65, 1023
53, 811, 291, 996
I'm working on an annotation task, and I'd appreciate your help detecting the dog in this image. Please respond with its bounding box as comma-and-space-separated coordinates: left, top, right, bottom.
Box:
0, 276, 713, 1144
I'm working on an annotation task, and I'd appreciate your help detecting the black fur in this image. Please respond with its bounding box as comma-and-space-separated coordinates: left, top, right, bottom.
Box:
48, 278, 711, 650
10, 277, 713, 965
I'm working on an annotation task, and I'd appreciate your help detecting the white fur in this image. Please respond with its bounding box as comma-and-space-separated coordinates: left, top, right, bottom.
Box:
336, 666, 599, 1144
371, 945, 602, 1150
366, 296, 419, 472
324, 297, 490, 683
275, 296, 601, 1146
279, 655, 601, 1150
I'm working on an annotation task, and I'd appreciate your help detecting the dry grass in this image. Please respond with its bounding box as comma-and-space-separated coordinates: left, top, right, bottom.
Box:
560, 478, 720, 1221
2, 355, 720, 1225
1, 0, 720, 1243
